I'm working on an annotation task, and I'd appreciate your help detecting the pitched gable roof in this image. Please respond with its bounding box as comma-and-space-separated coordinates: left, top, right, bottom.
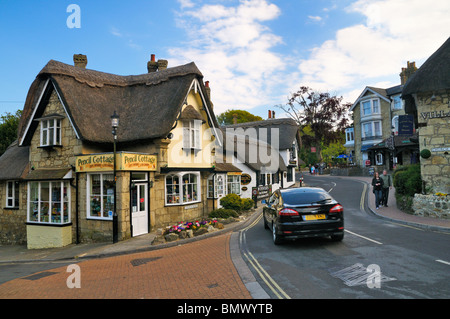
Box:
18, 60, 217, 145
350, 86, 390, 111
403, 37, 450, 96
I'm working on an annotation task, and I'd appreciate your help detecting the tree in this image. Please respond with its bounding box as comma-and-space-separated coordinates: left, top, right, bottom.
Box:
277, 86, 351, 160
217, 109, 263, 125
0, 110, 22, 156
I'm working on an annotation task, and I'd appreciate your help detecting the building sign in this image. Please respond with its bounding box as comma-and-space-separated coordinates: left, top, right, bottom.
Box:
398, 115, 414, 136
420, 110, 450, 121
256, 185, 272, 200
76, 152, 157, 172
241, 173, 251, 185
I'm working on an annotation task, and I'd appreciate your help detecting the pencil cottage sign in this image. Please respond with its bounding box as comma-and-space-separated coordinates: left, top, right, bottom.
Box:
76, 152, 157, 172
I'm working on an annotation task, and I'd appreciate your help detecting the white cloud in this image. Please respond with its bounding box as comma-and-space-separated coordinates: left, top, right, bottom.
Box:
169, 0, 285, 114
297, 0, 450, 103
308, 15, 323, 22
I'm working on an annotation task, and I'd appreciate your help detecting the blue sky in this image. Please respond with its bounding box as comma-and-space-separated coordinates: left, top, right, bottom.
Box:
1, 0, 449, 120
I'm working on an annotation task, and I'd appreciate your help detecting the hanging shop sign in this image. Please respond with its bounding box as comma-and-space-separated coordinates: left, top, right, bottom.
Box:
240, 173, 251, 185
76, 152, 157, 172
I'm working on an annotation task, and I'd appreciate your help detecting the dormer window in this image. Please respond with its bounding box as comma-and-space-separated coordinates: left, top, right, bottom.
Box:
37, 114, 64, 147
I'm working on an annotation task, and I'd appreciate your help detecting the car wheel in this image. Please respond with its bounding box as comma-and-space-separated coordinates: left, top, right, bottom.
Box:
272, 223, 282, 245
331, 233, 344, 242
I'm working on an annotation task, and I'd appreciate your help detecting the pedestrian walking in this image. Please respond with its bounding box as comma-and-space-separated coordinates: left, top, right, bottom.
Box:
380, 169, 392, 207
371, 171, 384, 209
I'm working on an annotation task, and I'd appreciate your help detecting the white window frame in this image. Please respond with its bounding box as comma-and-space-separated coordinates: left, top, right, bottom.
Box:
87, 173, 115, 220
40, 118, 62, 147
208, 174, 225, 199
362, 121, 382, 139
345, 128, 354, 143
183, 120, 201, 150
227, 174, 241, 195
375, 153, 383, 166
165, 172, 201, 206
361, 98, 381, 117
6, 181, 19, 208
27, 181, 70, 224
393, 95, 402, 110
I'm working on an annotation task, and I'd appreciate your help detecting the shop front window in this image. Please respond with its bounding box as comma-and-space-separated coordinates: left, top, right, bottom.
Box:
165, 172, 200, 205
27, 181, 70, 224
88, 173, 114, 219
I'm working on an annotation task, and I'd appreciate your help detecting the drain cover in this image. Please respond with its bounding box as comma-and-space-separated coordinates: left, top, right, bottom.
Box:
23, 272, 58, 281
330, 263, 396, 287
130, 256, 162, 267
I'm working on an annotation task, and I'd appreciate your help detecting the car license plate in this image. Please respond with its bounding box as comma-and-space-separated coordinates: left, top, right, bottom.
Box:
303, 214, 326, 221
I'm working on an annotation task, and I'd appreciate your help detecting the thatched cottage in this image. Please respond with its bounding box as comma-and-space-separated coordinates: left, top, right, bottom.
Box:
0, 54, 240, 248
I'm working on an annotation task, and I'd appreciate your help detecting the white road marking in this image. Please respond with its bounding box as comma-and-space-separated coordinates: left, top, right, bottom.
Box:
436, 259, 450, 266
344, 229, 383, 245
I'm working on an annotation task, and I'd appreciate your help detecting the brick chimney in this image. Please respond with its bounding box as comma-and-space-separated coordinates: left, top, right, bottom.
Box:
400, 61, 417, 85
204, 81, 214, 110
147, 54, 158, 73
268, 110, 272, 119
73, 54, 87, 69
147, 54, 168, 73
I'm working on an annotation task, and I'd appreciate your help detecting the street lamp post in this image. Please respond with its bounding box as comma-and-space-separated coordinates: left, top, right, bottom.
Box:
111, 111, 119, 244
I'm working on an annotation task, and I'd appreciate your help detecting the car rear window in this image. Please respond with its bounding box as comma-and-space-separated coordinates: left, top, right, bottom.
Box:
281, 189, 332, 205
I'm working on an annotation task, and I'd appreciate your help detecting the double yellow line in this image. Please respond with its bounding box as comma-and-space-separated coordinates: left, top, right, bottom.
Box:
240, 213, 291, 299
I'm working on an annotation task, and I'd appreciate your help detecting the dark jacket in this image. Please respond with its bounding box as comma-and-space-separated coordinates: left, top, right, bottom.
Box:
372, 177, 384, 191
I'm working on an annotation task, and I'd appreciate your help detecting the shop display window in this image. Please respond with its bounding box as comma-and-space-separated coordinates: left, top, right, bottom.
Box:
165, 172, 200, 206
87, 173, 114, 219
27, 181, 70, 224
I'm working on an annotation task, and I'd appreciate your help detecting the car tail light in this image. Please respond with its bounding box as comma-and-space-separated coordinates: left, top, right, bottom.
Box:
329, 204, 343, 214
279, 208, 299, 216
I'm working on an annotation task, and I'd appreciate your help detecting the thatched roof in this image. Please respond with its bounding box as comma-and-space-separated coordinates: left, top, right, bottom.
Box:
0, 140, 29, 180
18, 60, 216, 145
403, 37, 450, 96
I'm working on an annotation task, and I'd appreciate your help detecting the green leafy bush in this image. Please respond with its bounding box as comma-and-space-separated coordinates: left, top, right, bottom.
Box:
219, 193, 255, 212
393, 164, 422, 212
208, 208, 239, 219
220, 194, 242, 211
393, 164, 422, 196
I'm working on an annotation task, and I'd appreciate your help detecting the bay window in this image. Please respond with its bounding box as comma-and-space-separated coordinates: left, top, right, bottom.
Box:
362, 121, 382, 140
87, 173, 114, 219
165, 172, 200, 205
361, 98, 381, 116
27, 181, 70, 224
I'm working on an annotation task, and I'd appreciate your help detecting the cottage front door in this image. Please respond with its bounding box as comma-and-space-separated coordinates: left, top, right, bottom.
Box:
131, 183, 148, 237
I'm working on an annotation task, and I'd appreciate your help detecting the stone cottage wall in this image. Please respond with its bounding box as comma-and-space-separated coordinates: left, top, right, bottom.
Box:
416, 90, 450, 194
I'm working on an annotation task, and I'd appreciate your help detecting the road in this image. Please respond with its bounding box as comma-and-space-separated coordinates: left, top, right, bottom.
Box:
240, 174, 450, 299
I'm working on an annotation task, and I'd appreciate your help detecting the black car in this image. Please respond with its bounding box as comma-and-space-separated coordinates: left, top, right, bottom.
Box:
262, 187, 344, 244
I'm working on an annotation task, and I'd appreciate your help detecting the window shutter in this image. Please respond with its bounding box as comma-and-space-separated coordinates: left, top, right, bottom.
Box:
194, 120, 201, 149
183, 121, 190, 149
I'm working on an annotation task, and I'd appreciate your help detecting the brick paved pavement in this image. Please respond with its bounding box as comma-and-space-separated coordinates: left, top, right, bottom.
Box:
0, 232, 251, 299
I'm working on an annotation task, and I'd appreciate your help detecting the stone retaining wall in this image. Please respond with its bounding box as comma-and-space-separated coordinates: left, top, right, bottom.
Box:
412, 194, 449, 219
